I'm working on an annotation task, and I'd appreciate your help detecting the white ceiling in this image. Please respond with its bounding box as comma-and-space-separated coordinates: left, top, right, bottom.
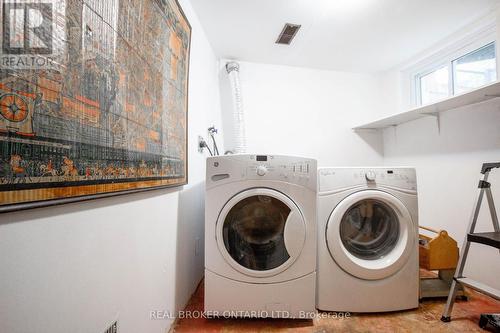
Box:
190, 0, 500, 73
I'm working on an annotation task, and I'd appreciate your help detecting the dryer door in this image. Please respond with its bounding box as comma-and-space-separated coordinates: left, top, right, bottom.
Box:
326, 190, 416, 280
216, 188, 306, 278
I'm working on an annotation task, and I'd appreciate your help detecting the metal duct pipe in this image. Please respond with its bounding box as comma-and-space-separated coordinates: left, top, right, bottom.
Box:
225, 61, 247, 154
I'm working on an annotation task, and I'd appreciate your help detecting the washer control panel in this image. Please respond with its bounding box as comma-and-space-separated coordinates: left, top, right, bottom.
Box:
319, 167, 417, 193
206, 154, 317, 190
246, 155, 315, 184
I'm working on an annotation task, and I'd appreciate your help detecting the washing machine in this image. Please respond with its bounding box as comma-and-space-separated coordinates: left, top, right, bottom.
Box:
317, 167, 419, 312
205, 154, 317, 318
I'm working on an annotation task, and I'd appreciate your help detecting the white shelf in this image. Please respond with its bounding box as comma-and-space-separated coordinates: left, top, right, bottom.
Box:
353, 81, 500, 130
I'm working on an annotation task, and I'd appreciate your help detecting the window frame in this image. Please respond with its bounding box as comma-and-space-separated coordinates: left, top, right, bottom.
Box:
451, 41, 497, 95
415, 62, 452, 106
410, 29, 497, 107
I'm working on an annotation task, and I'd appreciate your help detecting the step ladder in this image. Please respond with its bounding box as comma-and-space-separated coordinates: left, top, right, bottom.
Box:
441, 162, 500, 323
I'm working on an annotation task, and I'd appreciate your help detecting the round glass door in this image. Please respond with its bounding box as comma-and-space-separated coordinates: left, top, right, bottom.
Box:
326, 190, 415, 280
223, 195, 290, 271
340, 199, 400, 260
217, 188, 306, 277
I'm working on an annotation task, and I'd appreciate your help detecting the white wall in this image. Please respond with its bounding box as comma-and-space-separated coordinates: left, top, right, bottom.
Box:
217, 17, 500, 292
383, 101, 500, 289
0, 0, 222, 332
219, 60, 385, 166
380, 12, 500, 289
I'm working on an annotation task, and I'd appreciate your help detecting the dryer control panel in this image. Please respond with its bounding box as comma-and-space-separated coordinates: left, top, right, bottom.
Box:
206, 154, 317, 191
319, 167, 417, 193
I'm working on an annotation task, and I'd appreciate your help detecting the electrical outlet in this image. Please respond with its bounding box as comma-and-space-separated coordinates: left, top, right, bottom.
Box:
198, 136, 205, 153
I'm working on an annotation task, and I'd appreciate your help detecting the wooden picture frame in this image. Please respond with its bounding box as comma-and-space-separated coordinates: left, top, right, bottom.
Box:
0, 0, 191, 212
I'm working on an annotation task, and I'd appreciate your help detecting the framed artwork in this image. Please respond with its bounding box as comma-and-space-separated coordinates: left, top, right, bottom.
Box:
0, 0, 191, 212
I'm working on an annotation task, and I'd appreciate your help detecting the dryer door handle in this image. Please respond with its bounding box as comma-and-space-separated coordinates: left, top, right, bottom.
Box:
283, 210, 306, 260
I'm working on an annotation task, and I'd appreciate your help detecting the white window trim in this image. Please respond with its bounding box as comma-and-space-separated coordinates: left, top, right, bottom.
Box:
406, 19, 497, 107
451, 41, 497, 94
414, 62, 451, 107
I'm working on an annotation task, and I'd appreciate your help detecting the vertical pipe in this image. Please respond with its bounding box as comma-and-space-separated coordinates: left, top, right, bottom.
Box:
226, 62, 247, 154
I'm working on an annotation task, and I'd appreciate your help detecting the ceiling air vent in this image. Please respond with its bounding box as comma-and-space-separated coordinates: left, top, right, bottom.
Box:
276, 23, 301, 45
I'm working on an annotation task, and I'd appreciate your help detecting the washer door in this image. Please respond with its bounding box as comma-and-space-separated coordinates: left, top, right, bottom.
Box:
326, 190, 415, 280
216, 188, 306, 278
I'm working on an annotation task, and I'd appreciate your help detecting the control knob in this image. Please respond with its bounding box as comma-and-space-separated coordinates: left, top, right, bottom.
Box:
256, 165, 268, 176
365, 171, 376, 182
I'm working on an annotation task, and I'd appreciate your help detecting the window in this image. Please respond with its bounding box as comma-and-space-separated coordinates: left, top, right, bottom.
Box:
453, 42, 497, 95
415, 42, 497, 106
419, 66, 449, 105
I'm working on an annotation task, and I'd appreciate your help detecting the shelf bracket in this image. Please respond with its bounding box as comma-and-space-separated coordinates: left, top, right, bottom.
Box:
422, 112, 441, 134
390, 125, 398, 143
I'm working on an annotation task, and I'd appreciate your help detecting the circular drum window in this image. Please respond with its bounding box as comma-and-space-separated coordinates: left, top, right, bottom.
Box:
340, 199, 400, 260
222, 195, 291, 271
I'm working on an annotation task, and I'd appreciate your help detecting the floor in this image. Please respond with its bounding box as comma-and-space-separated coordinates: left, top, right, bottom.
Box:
173, 275, 500, 333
